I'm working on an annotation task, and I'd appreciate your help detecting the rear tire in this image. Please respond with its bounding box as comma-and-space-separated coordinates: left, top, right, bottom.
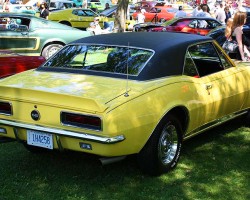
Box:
42, 44, 63, 59
246, 110, 250, 127
138, 114, 183, 176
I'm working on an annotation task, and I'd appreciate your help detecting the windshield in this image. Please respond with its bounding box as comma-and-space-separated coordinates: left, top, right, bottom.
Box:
42, 44, 153, 76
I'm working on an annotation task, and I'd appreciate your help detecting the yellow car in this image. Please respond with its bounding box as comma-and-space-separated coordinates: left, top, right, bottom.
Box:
48, 8, 109, 29
48, 7, 135, 30
0, 32, 250, 175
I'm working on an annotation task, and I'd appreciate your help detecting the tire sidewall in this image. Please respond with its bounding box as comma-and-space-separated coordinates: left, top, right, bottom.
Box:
156, 115, 183, 173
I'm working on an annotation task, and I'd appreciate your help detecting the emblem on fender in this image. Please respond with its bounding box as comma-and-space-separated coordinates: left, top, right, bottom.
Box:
31, 110, 40, 121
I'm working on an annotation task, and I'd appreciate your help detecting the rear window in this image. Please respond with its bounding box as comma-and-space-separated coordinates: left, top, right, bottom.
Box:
42, 45, 153, 76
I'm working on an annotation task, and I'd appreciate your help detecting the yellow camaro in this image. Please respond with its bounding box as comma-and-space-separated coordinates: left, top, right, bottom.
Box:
0, 32, 250, 175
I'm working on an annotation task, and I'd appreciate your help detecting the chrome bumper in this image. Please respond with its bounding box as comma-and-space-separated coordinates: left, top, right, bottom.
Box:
0, 119, 125, 144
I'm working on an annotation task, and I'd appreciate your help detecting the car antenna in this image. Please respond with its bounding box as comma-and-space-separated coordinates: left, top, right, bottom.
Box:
124, 42, 130, 97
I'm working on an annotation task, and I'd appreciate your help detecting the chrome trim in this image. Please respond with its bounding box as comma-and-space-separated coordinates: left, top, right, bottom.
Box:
60, 111, 103, 132
0, 119, 125, 144
0, 101, 13, 116
184, 109, 249, 140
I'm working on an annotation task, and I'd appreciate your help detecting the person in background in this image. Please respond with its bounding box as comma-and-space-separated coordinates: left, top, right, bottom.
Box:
225, 18, 233, 39
216, 3, 226, 24
3, 0, 10, 12
104, 3, 110, 10
225, 6, 232, 23
192, 5, 202, 16
175, 6, 187, 18
137, 9, 146, 24
231, 11, 250, 61
196, 5, 211, 17
39, 2, 49, 19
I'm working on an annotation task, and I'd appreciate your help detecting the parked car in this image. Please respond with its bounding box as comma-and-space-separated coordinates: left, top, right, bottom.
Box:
0, 13, 92, 59
48, 8, 104, 29
0, 32, 249, 176
134, 17, 222, 35
132, 1, 165, 12
49, 7, 135, 30
0, 50, 45, 79
133, 6, 175, 23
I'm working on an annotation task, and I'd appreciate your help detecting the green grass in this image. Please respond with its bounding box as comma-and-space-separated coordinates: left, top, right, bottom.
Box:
0, 117, 249, 200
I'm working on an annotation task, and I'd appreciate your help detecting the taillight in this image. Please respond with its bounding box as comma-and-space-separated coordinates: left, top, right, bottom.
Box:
0, 101, 12, 115
61, 112, 102, 131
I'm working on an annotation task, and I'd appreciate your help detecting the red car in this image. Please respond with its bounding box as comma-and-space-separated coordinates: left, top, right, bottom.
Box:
132, 1, 166, 12
133, 6, 176, 23
134, 17, 222, 35
0, 51, 45, 79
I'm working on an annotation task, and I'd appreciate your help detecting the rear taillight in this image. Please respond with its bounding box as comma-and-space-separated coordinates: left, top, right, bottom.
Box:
0, 101, 12, 115
61, 112, 102, 131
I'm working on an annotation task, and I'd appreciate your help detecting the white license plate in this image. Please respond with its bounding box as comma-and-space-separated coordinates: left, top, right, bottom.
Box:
27, 130, 53, 149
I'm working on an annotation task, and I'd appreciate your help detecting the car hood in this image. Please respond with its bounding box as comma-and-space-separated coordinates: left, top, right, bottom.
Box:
0, 70, 148, 113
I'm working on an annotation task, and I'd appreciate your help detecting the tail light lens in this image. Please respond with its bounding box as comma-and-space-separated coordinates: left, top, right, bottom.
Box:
61, 112, 102, 131
0, 101, 12, 115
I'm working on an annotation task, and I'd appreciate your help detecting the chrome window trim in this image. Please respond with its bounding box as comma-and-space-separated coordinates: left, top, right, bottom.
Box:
0, 119, 125, 144
41, 43, 155, 77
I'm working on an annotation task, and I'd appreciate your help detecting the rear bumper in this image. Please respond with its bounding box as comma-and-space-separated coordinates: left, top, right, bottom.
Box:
0, 119, 125, 144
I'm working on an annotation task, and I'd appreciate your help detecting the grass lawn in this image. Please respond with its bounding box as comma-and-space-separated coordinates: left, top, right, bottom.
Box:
0, 117, 249, 200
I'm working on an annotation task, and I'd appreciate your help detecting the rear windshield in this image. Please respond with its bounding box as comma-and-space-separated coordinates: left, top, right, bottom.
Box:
42, 45, 153, 76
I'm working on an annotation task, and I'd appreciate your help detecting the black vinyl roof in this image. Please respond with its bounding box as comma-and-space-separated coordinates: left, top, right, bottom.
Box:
72, 32, 213, 80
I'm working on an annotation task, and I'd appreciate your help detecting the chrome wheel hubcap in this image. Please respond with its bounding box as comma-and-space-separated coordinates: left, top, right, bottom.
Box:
158, 124, 178, 164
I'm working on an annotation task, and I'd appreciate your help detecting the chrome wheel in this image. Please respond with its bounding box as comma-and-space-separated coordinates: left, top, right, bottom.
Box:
47, 45, 62, 58
158, 124, 178, 165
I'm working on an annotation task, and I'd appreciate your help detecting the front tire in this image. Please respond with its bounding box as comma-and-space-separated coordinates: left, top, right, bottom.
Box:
42, 44, 63, 59
138, 114, 183, 176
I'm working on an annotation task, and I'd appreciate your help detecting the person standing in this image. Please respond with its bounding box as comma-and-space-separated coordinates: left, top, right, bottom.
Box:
137, 9, 146, 24
216, 3, 226, 24
196, 5, 211, 18
39, 2, 49, 19
3, 0, 10, 12
104, 3, 110, 10
225, 6, 232, 23
192, 5, 202, 16
231, 11, 250, 61
175, 6, 187, 18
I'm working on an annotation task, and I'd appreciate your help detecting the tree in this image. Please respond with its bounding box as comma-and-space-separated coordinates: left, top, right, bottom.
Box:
114, 0, 130, 32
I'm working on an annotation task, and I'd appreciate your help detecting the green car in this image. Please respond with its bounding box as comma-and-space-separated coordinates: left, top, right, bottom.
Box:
0, 13, 92, 59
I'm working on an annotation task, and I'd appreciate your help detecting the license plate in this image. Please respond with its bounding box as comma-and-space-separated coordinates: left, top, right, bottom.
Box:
27, 130, 53, 149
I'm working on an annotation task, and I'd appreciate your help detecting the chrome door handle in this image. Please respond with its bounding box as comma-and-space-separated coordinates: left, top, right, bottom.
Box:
205, 84, 213, 90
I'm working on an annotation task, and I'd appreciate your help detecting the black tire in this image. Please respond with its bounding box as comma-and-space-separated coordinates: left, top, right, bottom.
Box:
137, 114, 183, 176
59, 21, 71, 26
23, 143, 51, 153
42, 44, 63, 59
246, 110, 250, 127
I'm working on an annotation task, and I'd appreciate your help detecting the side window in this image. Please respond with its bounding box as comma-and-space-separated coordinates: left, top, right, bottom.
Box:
186, 42, 224, 77
0, 17, 29, 32
214, 44, 234, 69
189, 20, 198, 28
183, 52, 199, 77
84, 10, 97, 16
206, 20, 221, 29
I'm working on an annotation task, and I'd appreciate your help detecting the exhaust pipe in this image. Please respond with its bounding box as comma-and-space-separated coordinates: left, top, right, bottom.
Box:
99, 156, 126, 165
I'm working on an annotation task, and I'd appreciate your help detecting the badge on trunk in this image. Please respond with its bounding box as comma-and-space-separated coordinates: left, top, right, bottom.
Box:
31, 110, 40, 121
